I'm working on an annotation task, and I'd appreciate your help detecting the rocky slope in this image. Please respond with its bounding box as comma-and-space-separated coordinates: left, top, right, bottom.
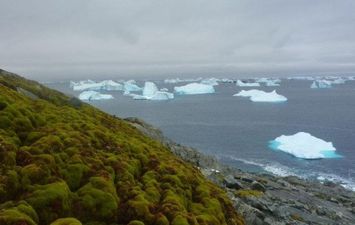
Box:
127, 118, 355, 225
0, 69, 244, 225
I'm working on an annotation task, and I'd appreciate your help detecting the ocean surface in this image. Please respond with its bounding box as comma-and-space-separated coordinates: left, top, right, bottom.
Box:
47, 78, 355, 190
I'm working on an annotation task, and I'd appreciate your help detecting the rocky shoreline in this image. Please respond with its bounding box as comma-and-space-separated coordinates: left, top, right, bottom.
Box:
126, 117, 355, 225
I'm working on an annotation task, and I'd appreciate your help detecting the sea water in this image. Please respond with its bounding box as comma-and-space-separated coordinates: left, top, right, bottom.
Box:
47, 79, 355, 190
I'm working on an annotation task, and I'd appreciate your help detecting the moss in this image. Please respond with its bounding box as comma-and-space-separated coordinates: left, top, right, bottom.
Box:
61, 163, 89, 190
235, 189, 263, 198
0, 101, 7, 110
127, 220, 145, 225
171, 215, 189, 225
0, 70, 245, 225
0, 208, 37, 225
50, 217, 83, 225
76, 177, 119, 221
26, 181, 72, 224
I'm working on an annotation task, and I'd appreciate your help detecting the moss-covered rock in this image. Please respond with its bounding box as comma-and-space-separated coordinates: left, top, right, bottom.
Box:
0, 70, 244, 225
50, 217, 83, 225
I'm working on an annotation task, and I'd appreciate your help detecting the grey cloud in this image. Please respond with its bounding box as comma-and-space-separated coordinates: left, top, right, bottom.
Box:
0, 0, 355, 80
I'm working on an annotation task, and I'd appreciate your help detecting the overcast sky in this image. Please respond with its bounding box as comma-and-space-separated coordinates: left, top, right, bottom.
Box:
1, 0, 355, 80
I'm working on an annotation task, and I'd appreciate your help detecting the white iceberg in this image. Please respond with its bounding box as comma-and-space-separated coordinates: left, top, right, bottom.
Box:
201, 78, 220, 86
72, 80, 123, 91
78, 91, 113, 101
123, 80, 142, 93
160, 88, 169, 92
174, 83, 215, 95
236, 80, 260, 87
142, 81, 159, 97
132, 81, 174, 100
164, 77, 202, 84
234, 89, 287, 102
311, 80, 332, 88
269, 132, 342, 159
255, 78, 281, 86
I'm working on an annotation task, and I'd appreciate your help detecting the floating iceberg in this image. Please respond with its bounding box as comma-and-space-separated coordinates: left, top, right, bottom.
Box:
201, 78, 220, 86
123, 80, 142, 93
255, 78, 281, 87
174, 83, 215, 95
164, 77, 202, 84
234, 89, 287, 102
269, 132, 342, 159
78, 91, 113, 101
160, 88, 169, 92
132, 81, 174, 100
236, 80, 260, 87
72, 80, 123, 91
311, 80, 332, 88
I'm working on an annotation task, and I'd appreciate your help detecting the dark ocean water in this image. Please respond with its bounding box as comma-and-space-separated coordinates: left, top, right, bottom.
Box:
47, 79, 355, 190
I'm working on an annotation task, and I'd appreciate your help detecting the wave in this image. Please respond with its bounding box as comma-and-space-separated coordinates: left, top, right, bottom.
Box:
220, 155, 355, 191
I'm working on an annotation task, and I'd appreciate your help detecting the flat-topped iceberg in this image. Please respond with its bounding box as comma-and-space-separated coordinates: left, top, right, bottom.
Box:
174, 83, 215, 95
164, 77, 202, 84
269, 132, 342, 159
311, 80, 332, 88
236, 80, 260, 87
72, 80, 123, 91
132, 81, 174, 100
78, 91, 113, 101
234, 89, 287, 102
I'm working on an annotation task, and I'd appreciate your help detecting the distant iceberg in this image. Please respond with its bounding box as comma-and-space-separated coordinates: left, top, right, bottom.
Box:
72, 80, 123, 91
269, 132, 342, 159
256, 78, 281, 87
123, 80, 142, 93
236, 80, 260, 87
234, 89, 287, 102
201, 78, 220, 86
164, 77, 202, 84
174, 83, 215, 95
78, 91, 114, 101
132, 81, 174, 100
311, 80, 332, 88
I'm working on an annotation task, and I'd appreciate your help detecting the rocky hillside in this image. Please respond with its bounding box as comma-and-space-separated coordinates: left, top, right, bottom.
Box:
0, 69, 244, 225
128, 117, 355, 225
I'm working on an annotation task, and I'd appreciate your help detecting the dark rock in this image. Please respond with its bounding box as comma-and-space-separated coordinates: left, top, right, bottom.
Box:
223, 175, 243, 189
251, 181, 266, 192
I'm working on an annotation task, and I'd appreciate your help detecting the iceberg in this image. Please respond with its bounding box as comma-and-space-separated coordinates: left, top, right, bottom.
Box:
255, 78, 281, 87
201, 78, 220, 86
78, 91, 113, 101
142, 81, 159, 97
236, 80, 260, 87
310, 80, 332, 88
174, 83, 215, 95
132, 81, 174, 100
160, 88, 169, 92
269, 132, 342, 159
72, 80, 123, 91
123, 80, 142, 93
164, 77, 202, 84
234, 89, 287, 102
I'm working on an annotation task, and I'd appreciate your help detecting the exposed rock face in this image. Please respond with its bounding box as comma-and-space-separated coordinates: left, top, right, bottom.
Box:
127, 117, 355, 225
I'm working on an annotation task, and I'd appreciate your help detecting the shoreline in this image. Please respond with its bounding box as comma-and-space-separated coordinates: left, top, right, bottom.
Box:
126, 117, 355, 225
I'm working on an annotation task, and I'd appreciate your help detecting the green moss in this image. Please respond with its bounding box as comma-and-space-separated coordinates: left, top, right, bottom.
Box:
235, 189, 263, 198
76, 177, 119, 221
171, 215, 189, 225
0, 201, 38, 225
50, 217, 83, 225
26, 181, 72, 224
127, 220, 145, 225
61, 163, 89, 190
0, 70, 245, 225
